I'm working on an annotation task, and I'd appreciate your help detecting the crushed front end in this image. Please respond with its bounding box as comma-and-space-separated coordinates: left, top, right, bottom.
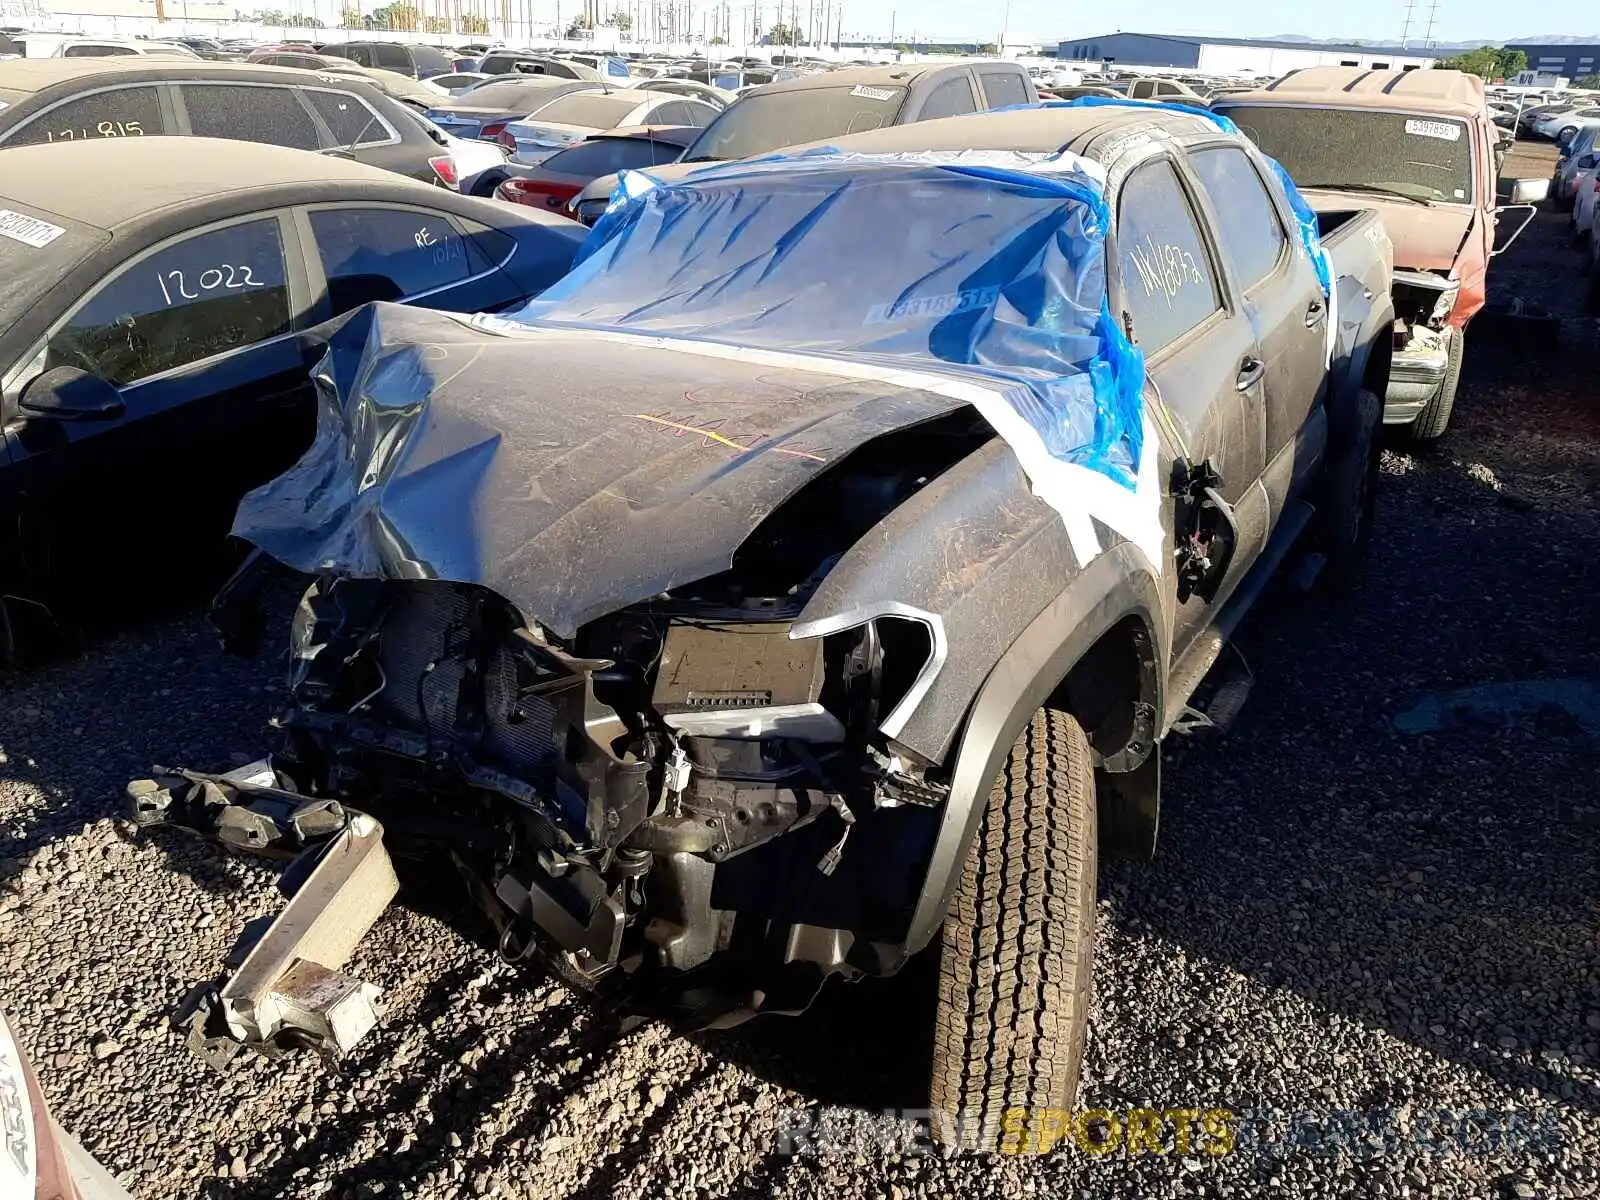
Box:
137, 569, 950, 1064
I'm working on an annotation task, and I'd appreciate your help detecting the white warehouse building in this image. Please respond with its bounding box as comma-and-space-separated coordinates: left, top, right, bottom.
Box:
1056, 32, 1437, 76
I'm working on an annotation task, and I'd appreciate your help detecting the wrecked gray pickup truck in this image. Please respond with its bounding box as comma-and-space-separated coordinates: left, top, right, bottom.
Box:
129, 107, 1395, 1150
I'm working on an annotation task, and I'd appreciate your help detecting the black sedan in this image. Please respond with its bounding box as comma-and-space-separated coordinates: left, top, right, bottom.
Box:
0, 137, 584, 648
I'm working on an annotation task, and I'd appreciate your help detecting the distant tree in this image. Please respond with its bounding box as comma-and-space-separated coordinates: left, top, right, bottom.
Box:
709, 34, 726, 45
1494, 48, 1528, 79
370, 2, 419, 30
459, 12, 489, 34
340, 4, 362, 28
768, 22, 795, 45
1577, 74, 1600, 89
1437, 46, 1507, 81
605, 11, 631, 31
565, 13, 593, 37
421, 14, 448, 32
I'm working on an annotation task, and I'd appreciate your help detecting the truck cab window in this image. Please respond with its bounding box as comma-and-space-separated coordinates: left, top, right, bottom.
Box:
1188, 147, 1289, 291
1115, 161, 1223, 353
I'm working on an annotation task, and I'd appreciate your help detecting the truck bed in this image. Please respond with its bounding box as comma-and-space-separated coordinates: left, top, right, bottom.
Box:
1317, 207, 1394, 315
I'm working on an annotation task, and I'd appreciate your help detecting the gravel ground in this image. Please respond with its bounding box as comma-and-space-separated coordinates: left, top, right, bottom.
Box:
3, 142, 1598, 1199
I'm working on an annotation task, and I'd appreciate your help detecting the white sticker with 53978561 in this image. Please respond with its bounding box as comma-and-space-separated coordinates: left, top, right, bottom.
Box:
0, 210, 65, 249
1404, 119, 1461, 142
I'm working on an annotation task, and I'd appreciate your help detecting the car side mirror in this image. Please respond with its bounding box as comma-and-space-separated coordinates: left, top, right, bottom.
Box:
17, 366, 125, 421
1507, 177, 1550, 205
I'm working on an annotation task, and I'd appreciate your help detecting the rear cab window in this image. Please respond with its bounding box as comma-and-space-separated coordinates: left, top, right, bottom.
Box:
1115, 160, 1224, 354
1187, 146, 1288, 291
682, 83, 907, 161
978, 69, 1031, 110
916, 75, 978, 120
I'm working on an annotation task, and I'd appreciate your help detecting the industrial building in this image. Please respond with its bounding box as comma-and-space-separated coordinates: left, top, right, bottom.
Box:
1054, 32, 1437, 75
1506, 41, 1600, 82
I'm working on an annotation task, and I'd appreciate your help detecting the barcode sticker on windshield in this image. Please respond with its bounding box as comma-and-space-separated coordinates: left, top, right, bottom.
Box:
0, 209, 64, 249
850, 85, 899, 101
1405, 119, 1461, 142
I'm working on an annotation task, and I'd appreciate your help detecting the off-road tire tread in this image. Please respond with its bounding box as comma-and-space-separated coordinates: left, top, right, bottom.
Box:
930, 709, 1096, 1149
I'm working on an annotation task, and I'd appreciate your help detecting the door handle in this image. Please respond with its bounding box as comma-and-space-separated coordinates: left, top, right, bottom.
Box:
1235, 356, 1265, 391
1305, 298, 1327, 327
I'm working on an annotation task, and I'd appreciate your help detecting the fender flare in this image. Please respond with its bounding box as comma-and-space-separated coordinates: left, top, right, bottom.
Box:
882, 541, 1167, 967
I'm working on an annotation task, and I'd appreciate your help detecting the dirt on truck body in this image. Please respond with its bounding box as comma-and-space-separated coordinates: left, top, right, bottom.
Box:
128, 105, 1396, 1151
1215, 68, 1547, 441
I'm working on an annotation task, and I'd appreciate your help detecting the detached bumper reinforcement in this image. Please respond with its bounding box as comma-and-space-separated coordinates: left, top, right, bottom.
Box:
127, 763, 398, 1070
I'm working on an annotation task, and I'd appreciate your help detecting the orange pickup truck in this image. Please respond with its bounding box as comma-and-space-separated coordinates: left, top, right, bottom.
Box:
1216, 68, 1545, 439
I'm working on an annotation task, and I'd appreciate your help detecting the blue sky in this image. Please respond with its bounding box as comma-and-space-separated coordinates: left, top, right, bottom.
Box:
805, 0, 1597, 45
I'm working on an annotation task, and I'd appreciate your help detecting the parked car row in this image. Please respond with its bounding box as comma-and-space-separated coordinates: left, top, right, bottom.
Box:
1544, 131, 1600, 305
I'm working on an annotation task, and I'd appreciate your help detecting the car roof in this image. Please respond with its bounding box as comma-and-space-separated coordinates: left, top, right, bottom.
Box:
1216, 67, 1487, 120
0, 57, 364, 94
0, 137, 433, 229
750, 62, 983, 96
786, 103, 1220, 159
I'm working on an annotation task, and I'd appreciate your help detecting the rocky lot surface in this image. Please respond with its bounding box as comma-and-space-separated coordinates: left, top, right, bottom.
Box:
2, 143, 1596, 1199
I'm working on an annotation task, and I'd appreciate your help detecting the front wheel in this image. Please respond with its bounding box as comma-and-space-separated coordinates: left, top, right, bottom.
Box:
1410, 328, 1465, 442
930, 708, 1097, 1153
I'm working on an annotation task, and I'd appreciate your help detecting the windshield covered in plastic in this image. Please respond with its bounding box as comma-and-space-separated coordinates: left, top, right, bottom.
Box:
1220, 104, 1475, 205
684, 84, 907, 161
511, 153, 1148, 487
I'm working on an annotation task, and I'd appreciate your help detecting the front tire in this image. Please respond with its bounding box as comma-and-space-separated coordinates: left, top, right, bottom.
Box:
931, 709, 1097, 1152
1409, 327, 1465, 442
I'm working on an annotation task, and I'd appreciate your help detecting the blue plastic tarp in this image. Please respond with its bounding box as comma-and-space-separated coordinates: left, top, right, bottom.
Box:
507, 150, 1148, 489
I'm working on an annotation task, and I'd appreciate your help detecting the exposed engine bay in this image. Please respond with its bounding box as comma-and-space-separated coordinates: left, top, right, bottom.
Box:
132, 408, 998, 1062
1391, 268, 1460, 348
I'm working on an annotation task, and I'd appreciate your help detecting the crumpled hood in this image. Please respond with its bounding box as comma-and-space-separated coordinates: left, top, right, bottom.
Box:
1302, 190, 1475, 271
230, 302, 968, 637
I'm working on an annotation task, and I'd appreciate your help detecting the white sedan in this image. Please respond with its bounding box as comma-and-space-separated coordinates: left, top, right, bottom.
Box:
1535, 105, 1600, 143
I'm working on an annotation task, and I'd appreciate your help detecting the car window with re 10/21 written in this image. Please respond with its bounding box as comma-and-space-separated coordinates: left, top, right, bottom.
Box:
309, 208, 472, 309
44, 219, 291, 386
5, 86, 161, 144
